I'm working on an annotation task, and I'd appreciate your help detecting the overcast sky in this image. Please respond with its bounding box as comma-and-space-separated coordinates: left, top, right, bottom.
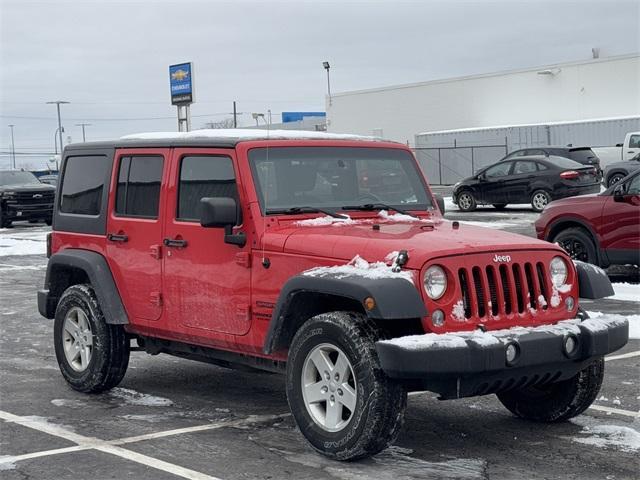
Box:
1, 0, 638, 169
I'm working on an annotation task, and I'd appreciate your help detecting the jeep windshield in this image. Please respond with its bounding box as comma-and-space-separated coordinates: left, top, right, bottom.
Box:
248, 147, 433, 214
0, 170, 39, 186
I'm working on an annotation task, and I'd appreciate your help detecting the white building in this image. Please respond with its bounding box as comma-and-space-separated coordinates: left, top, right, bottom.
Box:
326, 54, 640, 145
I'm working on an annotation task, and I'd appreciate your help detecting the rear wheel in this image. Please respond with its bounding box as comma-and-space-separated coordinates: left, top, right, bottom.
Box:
531, 190, 551, 212
497, 358, 604, 422
492, 204, 507, 210
552, 227, 598, 265
607, 173, 626, 187
0, 208, 10, 228
286, 311, 407, 460
54, 284, 130, 393
457, 191, 477, 212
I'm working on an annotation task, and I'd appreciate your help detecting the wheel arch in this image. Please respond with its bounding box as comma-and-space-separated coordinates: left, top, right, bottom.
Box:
38, 249, 128, 324
263, 274, 427, 355
605, 169, 629, 186
546, 217, 605, 267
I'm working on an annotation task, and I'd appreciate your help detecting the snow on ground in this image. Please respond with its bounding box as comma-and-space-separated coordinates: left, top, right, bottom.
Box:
303, 254, 415, 284
610, 282, 640, 302
0, 227, 48, 256
571, 424, 640, 453
587, 311, 640, 339
108, 387, 174, 406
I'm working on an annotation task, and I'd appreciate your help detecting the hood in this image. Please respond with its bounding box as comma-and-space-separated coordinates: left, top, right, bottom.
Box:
546, 193, 603, 208
264, 217, 562, 269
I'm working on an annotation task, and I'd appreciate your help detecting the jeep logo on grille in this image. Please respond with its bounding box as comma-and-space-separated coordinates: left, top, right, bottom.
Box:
32, 194, 43, 199
493, 254, 511, 263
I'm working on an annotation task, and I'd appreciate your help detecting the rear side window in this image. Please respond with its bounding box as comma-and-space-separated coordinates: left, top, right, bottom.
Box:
513, 161, 537, 174
115, 156, 164, 218
60, 155, 109, 215
178, 155, 238, 221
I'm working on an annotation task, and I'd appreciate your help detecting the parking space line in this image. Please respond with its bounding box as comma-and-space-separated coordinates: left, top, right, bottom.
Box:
589, 405, 640, 418
0, 446, 89, 464
605, 350, 640, 362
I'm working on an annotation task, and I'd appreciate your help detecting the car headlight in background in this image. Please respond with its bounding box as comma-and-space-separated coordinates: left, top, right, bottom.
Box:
424, 265, 447, 300
549, 256, 568, 288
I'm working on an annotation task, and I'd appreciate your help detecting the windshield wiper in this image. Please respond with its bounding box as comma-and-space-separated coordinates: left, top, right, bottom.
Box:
341, 203, 419, 219
265, 206, 348, 219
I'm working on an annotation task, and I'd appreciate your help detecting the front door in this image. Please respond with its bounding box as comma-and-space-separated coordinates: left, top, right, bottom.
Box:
162, 148, 251, 336
106, 150, 166, 321
479, 161, 512, 204
600, 174, 640, 264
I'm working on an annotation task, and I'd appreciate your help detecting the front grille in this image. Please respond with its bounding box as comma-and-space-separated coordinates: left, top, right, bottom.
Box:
458, 261, 550, 319
6, 191, 54, 206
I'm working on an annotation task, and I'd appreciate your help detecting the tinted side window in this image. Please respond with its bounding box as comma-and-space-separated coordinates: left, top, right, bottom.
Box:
513, 161, 537, 174
627, 175, 640, 195
115, 156, 163, 218
60, 155, 109, 215
178, 156, 238, 221
536, 162, 548, 171
485, 162, 512, 178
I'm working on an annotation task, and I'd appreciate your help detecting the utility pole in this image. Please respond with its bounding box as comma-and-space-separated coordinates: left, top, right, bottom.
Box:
233, 101, 237, 128
8, 124, 15, 169
46, 101, 70, 154
75, 123, 91, 142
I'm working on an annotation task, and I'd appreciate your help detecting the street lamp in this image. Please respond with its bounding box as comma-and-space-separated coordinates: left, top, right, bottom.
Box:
46, 100, 70, 154
8, 124, 16, 169
53, 126, 65, 155
323, 61, 331, 106
75, 123, 91, 142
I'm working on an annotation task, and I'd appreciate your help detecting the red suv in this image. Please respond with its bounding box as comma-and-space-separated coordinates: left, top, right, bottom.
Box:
38, 131, 628, 460
535, 169, 640, 267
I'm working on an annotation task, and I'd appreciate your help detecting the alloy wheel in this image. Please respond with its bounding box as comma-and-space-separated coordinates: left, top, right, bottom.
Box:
458, 193, 473, 210
559, 238, 590, 262
532, 192, 549, 211
62, 307, 93, 372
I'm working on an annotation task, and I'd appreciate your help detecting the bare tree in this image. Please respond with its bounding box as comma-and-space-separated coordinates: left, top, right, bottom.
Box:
203, 118, 236, 129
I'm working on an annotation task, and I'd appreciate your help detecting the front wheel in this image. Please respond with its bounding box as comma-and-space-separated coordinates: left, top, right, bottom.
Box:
457, 191, 477, 211
552, 227, 598, 265
286, 312, 407, 461
607, 173, 626, 187
497, 358, 604, 422
54, 284, 130, 393
531, 190, 551, 212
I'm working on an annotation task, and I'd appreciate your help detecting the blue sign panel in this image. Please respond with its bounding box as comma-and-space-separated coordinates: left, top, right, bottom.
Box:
169, 62, 194, 105
282, 112, 326, 123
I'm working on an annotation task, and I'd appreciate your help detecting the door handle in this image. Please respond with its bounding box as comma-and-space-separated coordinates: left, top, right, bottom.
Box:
163, 238, 188, 248
107, 233, 128, 243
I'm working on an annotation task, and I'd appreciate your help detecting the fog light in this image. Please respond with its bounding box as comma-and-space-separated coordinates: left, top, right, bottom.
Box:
565, 296, 575, 311
431, 309, 445, 327
564, 335, 578, 356
505, 342, 519, 365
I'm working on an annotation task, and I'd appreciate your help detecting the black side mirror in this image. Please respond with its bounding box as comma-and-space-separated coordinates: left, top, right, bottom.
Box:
478, 173, 486, 181
613, 184, 625, 202
200, 197, 246, 247
433, 194, 445, 214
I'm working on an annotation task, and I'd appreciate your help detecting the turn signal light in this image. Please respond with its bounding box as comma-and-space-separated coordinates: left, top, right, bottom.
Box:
560, 170, 580, 179
364, 297, 376, 311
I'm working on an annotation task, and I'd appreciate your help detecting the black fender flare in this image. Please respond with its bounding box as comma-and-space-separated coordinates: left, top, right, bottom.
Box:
263, 273, 427, 354
38, 249, 128, 324
574, 260, 614, 299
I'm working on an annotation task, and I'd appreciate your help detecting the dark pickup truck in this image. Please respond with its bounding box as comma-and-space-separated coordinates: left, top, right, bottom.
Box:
0, 170, 56, 227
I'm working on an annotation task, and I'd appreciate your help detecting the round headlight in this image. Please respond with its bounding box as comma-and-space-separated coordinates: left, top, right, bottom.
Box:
424, 265, 447, 300
549, 256, 568, 288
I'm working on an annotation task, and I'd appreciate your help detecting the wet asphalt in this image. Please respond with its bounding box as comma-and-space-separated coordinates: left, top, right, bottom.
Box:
0, 213, 638, 480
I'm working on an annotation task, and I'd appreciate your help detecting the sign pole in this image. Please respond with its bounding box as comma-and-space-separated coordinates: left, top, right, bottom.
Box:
169, 62, 194, 132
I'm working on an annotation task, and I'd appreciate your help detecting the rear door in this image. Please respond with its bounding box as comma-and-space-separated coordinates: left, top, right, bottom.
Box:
506, 160, 539, 203
106, 149, 167, 321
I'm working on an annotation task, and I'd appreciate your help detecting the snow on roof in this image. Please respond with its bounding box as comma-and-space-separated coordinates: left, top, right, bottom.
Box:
121, 128, 380, 142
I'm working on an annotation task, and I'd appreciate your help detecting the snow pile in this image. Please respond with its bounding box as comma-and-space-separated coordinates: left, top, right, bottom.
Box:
610, 282, 640, 302
379, 316, 629, 351
294, 215, 355, 227
302, 254, 415, 284
587, 311, 640, 339
108, 387, 173, 406
377, 210, 425, 222
572, 425, 640, 453
0, 228, 48, 256
0, 456, 16, 471
121, 129, 379, 142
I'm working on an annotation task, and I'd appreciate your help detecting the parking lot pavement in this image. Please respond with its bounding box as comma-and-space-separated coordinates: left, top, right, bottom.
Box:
1, 226, 639, 479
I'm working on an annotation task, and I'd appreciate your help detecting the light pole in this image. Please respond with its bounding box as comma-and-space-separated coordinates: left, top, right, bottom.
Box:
323, 61, 331, 106
75, 123, 91, 142
46, 100, 70, 154
8, 124, 16, 169
53, 127, 63, 155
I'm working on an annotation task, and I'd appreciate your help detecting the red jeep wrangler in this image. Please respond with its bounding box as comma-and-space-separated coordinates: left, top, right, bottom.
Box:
38, 130, 628, 460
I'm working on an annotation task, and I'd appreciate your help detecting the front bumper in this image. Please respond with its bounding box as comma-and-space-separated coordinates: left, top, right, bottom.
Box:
3, 203, 53, 220
376, 315, 628, 399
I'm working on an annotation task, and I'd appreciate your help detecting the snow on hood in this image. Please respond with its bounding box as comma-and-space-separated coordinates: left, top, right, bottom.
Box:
121, 129, 379, 142
294, 210, 428, 227
302, 254, 415, 284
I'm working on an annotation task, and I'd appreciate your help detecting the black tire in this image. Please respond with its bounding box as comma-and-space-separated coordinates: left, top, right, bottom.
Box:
497, 358, 604, 422
492, 204, 507, 210
286, 311, 407, 461
531, 189, 551, 212
0, 208, 10, 228
457, 190, 477, 212
552, 227, 598, 265
607, 173, 626, 187
54, 284, 129, 393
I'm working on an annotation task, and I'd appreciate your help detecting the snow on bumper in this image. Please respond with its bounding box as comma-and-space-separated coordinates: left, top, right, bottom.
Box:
376, 315, 628, 398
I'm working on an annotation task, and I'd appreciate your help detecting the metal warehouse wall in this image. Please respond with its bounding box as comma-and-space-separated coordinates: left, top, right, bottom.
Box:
326, 55, 640, 145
